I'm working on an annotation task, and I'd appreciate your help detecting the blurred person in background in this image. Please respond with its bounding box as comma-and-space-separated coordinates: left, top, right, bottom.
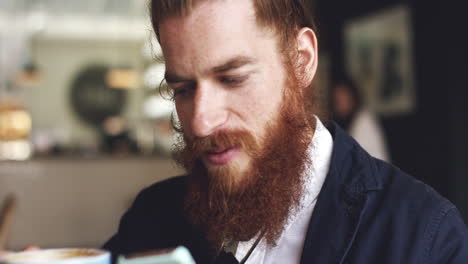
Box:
330, 75, 390, 161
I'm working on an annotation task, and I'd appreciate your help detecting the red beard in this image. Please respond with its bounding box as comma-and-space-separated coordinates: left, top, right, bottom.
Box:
174, 71, 315, 250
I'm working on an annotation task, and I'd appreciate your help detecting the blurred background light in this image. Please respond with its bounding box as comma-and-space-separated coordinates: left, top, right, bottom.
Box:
143, 95, 174, 120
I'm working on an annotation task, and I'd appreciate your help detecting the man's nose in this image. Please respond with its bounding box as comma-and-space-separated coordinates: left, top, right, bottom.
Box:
191, 84, 227, 138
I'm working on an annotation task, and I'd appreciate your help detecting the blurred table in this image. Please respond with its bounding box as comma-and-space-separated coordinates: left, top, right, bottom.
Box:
0, 157, 183, 250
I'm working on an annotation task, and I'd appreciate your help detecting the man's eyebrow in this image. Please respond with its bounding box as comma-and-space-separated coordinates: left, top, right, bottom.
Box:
164, 56, 256, 83
164, 72, 192, 83
212, 56, 257, 73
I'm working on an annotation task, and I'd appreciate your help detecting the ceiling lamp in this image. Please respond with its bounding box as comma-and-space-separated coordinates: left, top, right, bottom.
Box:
105, 68, 139, 89
15, 60, 42, 87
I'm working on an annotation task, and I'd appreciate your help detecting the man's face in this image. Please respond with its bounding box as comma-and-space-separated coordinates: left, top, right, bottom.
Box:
160, 0, 288, 183
158, 0, 317, 247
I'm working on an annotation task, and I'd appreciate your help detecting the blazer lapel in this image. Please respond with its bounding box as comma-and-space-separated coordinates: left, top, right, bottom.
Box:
300, 180, 368, 263
300, 123, 382, 264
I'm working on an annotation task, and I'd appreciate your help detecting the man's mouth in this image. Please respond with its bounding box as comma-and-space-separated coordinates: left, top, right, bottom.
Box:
204, 146, 241, 166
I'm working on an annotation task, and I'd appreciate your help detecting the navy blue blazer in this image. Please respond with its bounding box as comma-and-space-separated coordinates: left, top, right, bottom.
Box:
103, 123, 468, 263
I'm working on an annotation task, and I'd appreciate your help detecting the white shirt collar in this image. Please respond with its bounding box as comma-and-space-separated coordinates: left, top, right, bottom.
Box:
235, 116, 334, 263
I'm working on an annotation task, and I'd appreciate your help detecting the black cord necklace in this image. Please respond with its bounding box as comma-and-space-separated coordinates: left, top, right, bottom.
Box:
239, 234, 263, 263
213, 233, 264, 264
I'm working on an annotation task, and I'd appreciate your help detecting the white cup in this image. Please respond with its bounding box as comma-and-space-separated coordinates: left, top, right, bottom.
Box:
0, 248, 110, 264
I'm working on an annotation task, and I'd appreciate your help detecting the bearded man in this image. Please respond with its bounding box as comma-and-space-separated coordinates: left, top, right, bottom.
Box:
103, 0, 468, 263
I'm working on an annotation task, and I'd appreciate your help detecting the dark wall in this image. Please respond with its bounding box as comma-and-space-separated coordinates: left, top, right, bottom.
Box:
316, 0, 468, 220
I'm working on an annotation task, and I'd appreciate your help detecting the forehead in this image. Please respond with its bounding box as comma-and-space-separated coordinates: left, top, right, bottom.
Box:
158, 0, 276, 74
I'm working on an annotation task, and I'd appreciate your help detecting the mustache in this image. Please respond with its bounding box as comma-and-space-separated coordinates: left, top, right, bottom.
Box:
184, 130, 260, 159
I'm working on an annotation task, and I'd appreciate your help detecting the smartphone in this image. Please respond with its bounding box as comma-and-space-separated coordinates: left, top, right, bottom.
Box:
117, 246, 196, 264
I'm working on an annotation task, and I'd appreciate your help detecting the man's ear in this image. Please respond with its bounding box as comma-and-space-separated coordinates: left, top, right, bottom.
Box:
296, 27, 318, 88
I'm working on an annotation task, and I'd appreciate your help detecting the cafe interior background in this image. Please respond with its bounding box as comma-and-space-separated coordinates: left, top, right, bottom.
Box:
0, 0, 466, 251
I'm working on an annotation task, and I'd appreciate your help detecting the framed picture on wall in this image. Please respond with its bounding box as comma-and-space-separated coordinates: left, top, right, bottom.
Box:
345, 4, 415, 116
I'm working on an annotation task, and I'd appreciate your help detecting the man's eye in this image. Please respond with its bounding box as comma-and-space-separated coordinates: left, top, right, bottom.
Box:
172, 84, 195, 98
173, 88, 186, 96
173, 88, 188, 97
220, 75, 248, 85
